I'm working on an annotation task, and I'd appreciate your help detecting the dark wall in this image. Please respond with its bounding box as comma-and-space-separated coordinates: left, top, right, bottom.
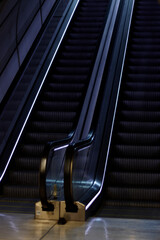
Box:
0, 0, 56, 103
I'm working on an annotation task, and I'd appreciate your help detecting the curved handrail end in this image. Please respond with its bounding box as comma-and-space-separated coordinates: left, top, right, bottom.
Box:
39, 132, 74, 212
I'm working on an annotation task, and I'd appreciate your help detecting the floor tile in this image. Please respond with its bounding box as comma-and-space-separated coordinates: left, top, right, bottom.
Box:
0, 213, 56, 240
43, 217, 160, 240
1, 213, 160, 240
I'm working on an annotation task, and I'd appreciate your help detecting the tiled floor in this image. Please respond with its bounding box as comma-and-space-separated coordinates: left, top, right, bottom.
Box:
1, 213, 160, 240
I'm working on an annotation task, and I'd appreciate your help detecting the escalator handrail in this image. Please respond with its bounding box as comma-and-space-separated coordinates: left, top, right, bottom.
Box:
39, 132, 74, 211
64, 131, 94, 212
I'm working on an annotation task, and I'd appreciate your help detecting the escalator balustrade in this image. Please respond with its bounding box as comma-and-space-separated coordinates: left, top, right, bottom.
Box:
1, 0, 109, 208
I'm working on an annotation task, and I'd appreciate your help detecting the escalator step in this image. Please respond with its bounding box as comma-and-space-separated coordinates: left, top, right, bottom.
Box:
121, 100, 160, 111
64, 44, 96, 51
9, 171, 39, 185
54, 66, 90, 75
105, 200, 160, 208
133, 26, 160, 32
76, 16, 104, 22
132, 31, 160, 38
24, 132, 67, 143
57, 59, 91, 67
120, 110, 160, 121
72, 21, 104, 29
106, 187, 160, 202
3, 185, 39, 198
127, 73, 160, 82
124, 91, 160, 101
41, 92, 82, 101
114, 145, 160, 158
122, 91, 160, 101
115, 132, 160, 145
118, 121, 160, 133
61, 51, 94, 59
50, 73, 88, 82
29, 121, 73, 133
66, 38, 97, 46
15, 157, 40, 170
28, 121, 73, 133
20, 144, 44, 157
129, 58, 160, 66
131, 37, 160, 44
128, 65, 160, 73
36, 100, 80, 111
47, 82, 85, 91
111, 158, 160, 172
108, 172, 160, 187
124, 82, 160, 91
31, 112, 76, 122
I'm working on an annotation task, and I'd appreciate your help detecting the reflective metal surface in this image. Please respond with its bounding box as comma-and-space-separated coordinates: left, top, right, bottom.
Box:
1, 213, 160, 240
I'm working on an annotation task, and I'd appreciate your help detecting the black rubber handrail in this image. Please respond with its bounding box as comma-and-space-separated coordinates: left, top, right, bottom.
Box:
64, 131, 94, 212
40, 132, 74, 211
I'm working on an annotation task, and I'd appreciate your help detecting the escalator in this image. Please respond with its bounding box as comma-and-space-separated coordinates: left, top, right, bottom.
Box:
0, 0, 109, 213
103, 0, 160, 217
